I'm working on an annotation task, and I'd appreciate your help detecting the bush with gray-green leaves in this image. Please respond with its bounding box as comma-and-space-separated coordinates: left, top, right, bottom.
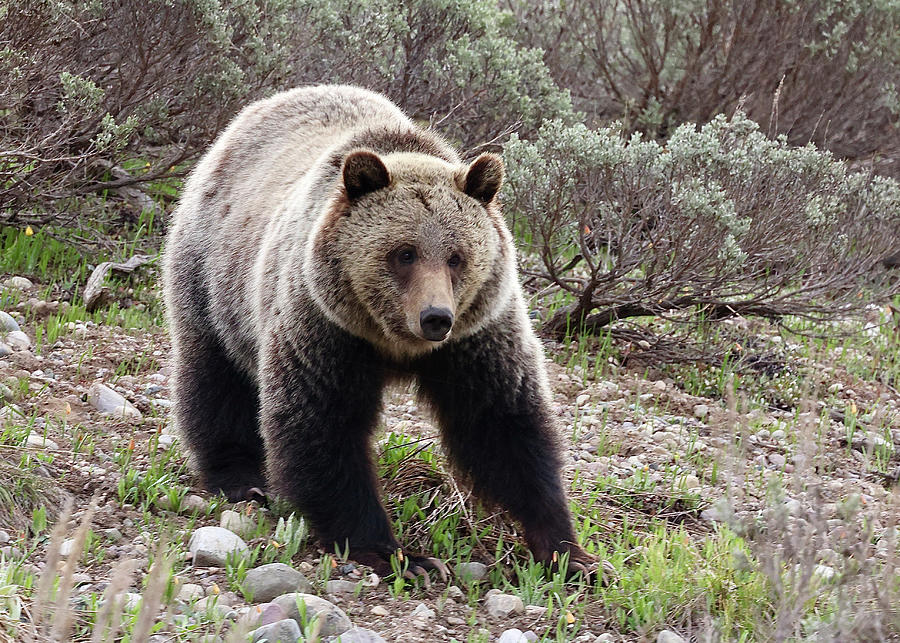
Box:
0, 0, 570, 227
503, 113, 900, 338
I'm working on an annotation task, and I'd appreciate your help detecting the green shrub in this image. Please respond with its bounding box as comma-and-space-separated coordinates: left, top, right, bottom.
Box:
503, 113, 900, 337
508, 0, 900, 176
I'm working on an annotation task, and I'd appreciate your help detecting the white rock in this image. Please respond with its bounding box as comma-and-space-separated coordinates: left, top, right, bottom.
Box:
656, 631, 687, 643
0, 343, 10, 357
271, 593, 351, 638
498, 629, 530, 643
693, 404, 709, 419
813, 564, 836, 582
188, 526, 248, 567
410, 603, 435, 620
682, 474, 700, 490
596, 635, 616, 643
576, 393, 591, 407
123, 592, 142, 611
4, 276, 33, 290
5, 331, 30, 350
26, 432, 58, 450
370, 605, 389, 616
484, 592, 524, 618
157, 434, 177, 450
59, 538, 79, 557
88, 383, 142, 421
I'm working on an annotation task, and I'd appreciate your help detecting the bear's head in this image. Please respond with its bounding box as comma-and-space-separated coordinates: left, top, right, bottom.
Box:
305, 149, 517, 359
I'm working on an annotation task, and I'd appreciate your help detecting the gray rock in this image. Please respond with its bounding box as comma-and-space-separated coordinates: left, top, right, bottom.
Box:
595, 635, 616, 643
0, 342, 10, 357
25, 432, 58, 450
700, 500, 732, 523
768, 453, 786, 468
693, 404, 709, 419
784, 498, 803, 516
102, 528, 123, 542
188, 526, 248, 567
272, 593, 351, 638
180, 494, 209, 514
484, 592, 524, 618
326, 627, 388, 643
220, 509, 256, 539
5, 331, 30, 350
446, 585, 465, 603
0, 311, 20, 333
325, 579, 359, 595
177, 583, 204, 602
410, 603, 435, 621
88, 383, 142, 421
0, 530, 9, 545
244, 563, 315, 602
250, 618, 302, 643
454, 561, 488, 582
656, 631, 687, 643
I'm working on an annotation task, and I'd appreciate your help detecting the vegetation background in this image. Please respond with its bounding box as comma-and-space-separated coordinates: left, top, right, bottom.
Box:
1, 0, 900, 642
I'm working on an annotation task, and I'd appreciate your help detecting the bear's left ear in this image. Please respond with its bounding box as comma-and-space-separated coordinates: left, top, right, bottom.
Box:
343, 150, 391, 200
458, 153, 504, 204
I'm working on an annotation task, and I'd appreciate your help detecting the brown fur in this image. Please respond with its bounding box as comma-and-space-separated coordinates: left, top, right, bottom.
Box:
163, 85, 592, 575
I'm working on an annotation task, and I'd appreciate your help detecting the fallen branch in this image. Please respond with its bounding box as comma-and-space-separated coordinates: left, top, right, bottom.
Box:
83, 254, 154, 312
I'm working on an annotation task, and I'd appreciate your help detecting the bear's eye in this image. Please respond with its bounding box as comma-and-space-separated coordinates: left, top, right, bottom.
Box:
447, 254, 462, 268
398, 248, 417, 264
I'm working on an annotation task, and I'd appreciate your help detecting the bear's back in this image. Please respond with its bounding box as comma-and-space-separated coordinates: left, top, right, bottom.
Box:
164, 86, 422, 374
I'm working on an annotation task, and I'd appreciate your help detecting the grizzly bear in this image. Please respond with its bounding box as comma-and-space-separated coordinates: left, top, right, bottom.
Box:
163, 85, 593, 579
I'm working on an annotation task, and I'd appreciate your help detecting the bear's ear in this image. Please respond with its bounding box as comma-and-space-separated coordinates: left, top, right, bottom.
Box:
342, 150, 391, 200
459, 153, 504, 203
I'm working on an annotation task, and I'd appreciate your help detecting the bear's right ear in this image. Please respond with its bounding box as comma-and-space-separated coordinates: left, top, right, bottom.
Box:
342, 150, 391, 200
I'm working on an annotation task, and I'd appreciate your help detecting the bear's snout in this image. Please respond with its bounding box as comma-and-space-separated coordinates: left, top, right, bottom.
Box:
419, 306, 454, 341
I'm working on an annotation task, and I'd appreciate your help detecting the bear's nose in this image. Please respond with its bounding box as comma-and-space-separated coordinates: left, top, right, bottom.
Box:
419, 306, 454, 341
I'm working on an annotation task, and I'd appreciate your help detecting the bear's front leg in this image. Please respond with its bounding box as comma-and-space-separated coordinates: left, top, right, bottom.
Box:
258, 322, 447, 582
417, 318, 595, 577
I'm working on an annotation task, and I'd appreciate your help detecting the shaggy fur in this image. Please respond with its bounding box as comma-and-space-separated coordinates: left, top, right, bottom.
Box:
163, 85, 592, 574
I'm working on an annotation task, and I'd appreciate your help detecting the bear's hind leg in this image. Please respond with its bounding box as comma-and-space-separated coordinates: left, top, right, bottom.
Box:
170, 330, 265, 502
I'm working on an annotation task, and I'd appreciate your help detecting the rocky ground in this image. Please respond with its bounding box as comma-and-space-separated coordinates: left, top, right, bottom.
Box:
1, 274, 899, 642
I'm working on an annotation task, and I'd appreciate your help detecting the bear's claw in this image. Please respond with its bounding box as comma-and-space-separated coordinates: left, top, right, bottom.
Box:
352, 550, 449, 588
